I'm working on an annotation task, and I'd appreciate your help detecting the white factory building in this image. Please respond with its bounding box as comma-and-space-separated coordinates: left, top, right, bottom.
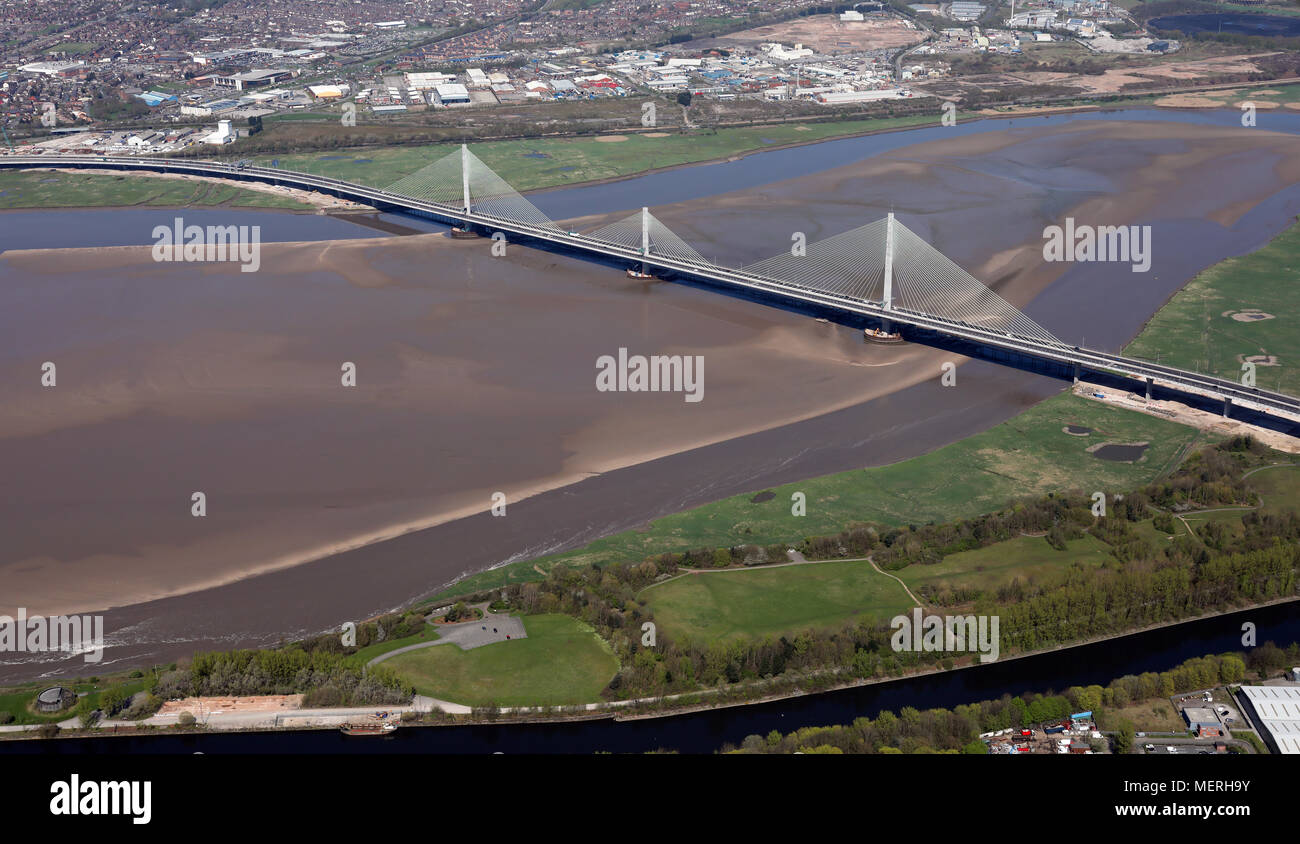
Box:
1238, 685, 1300, 754
203, 119, 235, 145
434, 83, 470, 105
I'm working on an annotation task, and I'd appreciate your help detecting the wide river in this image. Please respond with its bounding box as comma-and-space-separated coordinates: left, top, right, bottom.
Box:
3, 107, 1300, 682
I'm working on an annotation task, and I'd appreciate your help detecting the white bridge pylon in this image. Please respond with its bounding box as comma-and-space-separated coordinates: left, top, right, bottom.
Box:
742, 213, 1066, 346
586, 206, 708, 267
386, 144, 561, 230
384, 146, 1061, 345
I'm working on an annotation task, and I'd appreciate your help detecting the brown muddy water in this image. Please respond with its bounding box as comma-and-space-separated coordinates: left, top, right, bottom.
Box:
4, 114, 1300, 680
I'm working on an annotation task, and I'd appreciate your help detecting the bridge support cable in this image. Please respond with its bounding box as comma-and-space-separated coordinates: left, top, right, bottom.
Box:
383, 147, 465, 207
739, 217, 889, 301
587, 208, 709, 265
887, 220, 1066, 347
385, 145, 562, 230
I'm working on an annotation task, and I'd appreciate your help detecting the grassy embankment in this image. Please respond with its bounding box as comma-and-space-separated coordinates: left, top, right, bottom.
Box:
0, 170, 314, 211
1125, 217, 1300, 397
431, 390, 1199, 604
256, 114, 942, 193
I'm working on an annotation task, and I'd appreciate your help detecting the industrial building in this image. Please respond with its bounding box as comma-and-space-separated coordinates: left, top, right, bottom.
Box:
949, 1, 987, 21
1237, 685, 1300, 754
212, 69, 294, 91
433, 83, 470, 105
202, 119, 235, 145
1182, 706, 1225, 738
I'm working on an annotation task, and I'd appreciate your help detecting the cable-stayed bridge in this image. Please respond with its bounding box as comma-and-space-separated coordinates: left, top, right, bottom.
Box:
4, 147, 1298, 436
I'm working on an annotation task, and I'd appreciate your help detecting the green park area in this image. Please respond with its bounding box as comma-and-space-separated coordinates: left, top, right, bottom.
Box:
1125, 217, 1300, 397
0, 170, 314, 211
431, 390, 1197, 602
1249, 464, 1300, 512
640, 559, 916, 643
0, 677, 148, 726
381, 614, 618, 707
896, 533, 1115, 596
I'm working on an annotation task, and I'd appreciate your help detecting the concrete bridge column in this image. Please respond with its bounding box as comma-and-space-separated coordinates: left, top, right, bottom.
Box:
641, 206, 650, 276
461, 144, 471, 214
1223, 397, 1232, 418
1145, 377, 1153, 400
1073, 362, 1081, 384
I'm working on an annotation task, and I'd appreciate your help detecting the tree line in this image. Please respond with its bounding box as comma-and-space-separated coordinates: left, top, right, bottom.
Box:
724, 647, 1292, 754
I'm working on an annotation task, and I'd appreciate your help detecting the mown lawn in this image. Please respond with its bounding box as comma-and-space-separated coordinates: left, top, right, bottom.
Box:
640, 559, 916, 643
382, 614, 617, 707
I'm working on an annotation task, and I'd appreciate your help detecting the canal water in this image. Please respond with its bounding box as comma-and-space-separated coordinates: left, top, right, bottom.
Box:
5, 601, 1295, 754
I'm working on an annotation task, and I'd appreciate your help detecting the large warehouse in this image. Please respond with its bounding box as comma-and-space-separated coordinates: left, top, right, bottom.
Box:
1238, 685, 1300, 754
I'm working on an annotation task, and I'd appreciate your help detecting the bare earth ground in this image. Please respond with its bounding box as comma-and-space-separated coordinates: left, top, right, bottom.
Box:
696, 14, 923, 54
1006, 52, 1279, 96
1072, 381, 1300, 455
156, 694, 304, 716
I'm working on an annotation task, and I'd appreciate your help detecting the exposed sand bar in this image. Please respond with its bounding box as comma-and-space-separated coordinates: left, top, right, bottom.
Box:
0, 233, 950, 618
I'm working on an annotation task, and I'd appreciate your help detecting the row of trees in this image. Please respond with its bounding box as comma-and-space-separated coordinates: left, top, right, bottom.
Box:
151, 647, 412, 706
726, 649, 1274, 754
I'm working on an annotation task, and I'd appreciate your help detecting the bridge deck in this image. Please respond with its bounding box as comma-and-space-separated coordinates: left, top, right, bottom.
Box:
3, 153, 1297, 435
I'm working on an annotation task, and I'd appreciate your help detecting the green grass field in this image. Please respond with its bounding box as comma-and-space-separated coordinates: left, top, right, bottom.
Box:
1130, 516, 1186, 545
256, 114, 943, 195
430, 391, 1197, 601
382, 614, 618, 707
898, 533, 1115, 596
0, 171, 314, 211
1096, 699, 1187, 733
1248, 464, 1300, 513
641, 559, 916, 643
1125, 217, 1300, 396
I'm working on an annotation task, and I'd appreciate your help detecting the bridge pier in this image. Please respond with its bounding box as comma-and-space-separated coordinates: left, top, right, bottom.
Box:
1223, 397, 1232, 418
1145, 376, 1152, 400
1073, 362, 1081, 384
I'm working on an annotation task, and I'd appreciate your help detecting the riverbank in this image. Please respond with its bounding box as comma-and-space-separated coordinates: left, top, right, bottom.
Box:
6, 595, 1297, 744
0, 168, 329, 212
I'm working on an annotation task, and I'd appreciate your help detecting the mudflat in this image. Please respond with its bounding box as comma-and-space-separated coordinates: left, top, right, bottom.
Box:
2, 117, 1299, 672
